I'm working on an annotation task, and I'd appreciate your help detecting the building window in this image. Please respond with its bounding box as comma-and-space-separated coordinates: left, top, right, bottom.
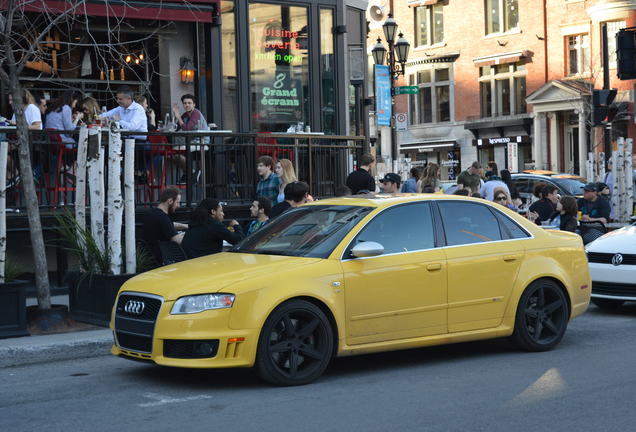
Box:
567, 34, 590, 75
479, 62, 526, 117
606, 21, 626, 68
485, 0, 519, 35
415, 4, 444, 47
408, 65, 452, 125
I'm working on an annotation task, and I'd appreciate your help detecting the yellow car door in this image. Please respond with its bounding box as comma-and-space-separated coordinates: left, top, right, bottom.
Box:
341, 202, 447, 345
436, 200, 528, 333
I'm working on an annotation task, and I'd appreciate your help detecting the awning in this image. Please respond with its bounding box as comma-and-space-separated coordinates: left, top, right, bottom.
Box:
407, 53, 460, 67
473, 50, 532, 67
401, 140, 458, 152
408, 0, 440, 6
7, 0, 218, 23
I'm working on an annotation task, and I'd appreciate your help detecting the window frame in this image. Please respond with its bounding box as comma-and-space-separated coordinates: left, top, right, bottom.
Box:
606, 20, 626, 69
341, 202, 441, 260
408, 64, 454, 125
566, 33, 590, 76
414, 3, 445, 48
485, 0, 519, 35
478, 62, 526, 118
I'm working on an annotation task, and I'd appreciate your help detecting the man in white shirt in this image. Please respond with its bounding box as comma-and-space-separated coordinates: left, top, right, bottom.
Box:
100, 85, 147, 140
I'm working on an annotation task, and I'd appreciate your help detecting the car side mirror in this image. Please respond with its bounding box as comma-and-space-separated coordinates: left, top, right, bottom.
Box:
350, 241, 384, 258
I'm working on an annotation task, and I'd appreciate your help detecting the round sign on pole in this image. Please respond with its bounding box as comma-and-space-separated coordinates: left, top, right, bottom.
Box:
396, 112, 408, 131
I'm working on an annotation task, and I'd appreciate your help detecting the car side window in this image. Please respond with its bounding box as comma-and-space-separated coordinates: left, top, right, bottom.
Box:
513, 178, 529, 193
491, 208, 531, 239
437, 201, 502, 246
349, 203, 435, 255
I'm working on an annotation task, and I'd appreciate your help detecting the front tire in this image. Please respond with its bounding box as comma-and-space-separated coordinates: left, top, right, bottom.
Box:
511, 279, 569, 352
256, 300, 333, 386
592, 298, 624, 310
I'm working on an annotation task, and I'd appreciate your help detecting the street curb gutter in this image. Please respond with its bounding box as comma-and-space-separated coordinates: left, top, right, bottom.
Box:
0, 329, 113, 368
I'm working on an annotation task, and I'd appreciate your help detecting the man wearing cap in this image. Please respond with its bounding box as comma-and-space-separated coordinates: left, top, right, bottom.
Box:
577, 183, 611, 224
380, 173, 401, 194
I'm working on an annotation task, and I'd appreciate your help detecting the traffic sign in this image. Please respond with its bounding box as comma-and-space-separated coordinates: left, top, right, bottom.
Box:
394, 86, 419, 95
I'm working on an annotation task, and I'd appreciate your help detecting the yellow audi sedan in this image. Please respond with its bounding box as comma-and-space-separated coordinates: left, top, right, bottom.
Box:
111, 195, 590, 385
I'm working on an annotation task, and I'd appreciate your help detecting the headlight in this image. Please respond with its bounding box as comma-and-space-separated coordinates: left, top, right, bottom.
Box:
171, 293, 235, 315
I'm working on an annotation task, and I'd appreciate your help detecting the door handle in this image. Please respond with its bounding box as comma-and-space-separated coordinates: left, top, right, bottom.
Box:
503, 255, 519, 262
426, 263, 442, 271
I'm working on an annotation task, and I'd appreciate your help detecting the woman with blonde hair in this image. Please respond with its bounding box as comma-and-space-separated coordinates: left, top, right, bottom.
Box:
417, 163, 440, 193
80, 97, 101, 125
274, 158, 297, 203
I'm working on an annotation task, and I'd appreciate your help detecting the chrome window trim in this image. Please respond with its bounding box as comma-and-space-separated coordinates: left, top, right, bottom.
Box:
340, 200, 535, 262
114, 291, 164, 354
340, 202, 438, 261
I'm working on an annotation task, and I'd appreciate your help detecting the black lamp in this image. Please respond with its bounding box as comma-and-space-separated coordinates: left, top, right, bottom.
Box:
382, 14, 398, 44
394, 33, 410, 65
372, 38, 387, 65
179, 57, 196, 84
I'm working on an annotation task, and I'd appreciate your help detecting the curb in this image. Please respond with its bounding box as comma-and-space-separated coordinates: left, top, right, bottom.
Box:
0, 329, 114, 368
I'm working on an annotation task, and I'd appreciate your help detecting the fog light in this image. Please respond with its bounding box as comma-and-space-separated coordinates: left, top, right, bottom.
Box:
197, 343, 213, 356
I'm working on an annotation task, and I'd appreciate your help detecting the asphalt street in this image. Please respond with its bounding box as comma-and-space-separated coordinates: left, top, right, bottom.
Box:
2, 304, 635, 432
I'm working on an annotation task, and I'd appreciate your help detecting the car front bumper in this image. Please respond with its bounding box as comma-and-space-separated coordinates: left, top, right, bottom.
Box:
589, 262, 636, 300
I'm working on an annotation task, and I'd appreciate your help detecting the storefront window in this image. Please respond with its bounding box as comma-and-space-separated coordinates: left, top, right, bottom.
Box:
222, 1, 238, 131
320, 8, 336, 134
249, 3, 310, 132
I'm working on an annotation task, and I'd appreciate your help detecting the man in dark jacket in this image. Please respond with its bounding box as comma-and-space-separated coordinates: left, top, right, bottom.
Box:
270, 181, 310, 218
346, 153, 376, 194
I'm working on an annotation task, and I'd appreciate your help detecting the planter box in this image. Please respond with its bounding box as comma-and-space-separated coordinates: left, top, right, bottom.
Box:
68, 273, 136, 327
0, 280, 29, 338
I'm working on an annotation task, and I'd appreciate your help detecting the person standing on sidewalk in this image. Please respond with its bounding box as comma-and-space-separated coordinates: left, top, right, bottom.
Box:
346, 153, 376, 194
380, 173, 401, 194
255, 155, 280, 203
401, 168, 419, 193
142, 186, 187, 266
270, 181, 310, 218
457, 161, 482, 195
247, 197, 271, 234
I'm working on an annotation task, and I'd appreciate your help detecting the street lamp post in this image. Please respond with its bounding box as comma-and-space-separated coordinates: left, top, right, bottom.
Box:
372, 14, 410, 167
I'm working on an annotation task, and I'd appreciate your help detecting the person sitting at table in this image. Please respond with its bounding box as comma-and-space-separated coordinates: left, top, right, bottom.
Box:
181, 199, 244, 259
171, 94, 209, 181
135, 94, 156, 131
9, 89, 42, 130
45, 91, 83, 146
80, 97, 101, 125
99, 85, 147, 139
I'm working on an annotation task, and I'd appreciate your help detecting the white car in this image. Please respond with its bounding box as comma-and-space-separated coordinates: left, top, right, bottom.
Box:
585, 223, 636, 309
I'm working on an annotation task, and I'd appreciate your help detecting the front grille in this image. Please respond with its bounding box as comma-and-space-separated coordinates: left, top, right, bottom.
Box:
116, 332, 153, 353
116, 294, 162, 320
164, 339, 219, 359
592, 281, 636, 298
587, 252, 636, 265
114, 293, 163, 353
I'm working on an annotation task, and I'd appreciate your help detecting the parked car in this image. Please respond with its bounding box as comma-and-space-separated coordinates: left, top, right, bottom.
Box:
511, 173, 586, 207
111, 195, 591, 385
585, 222, 636, 309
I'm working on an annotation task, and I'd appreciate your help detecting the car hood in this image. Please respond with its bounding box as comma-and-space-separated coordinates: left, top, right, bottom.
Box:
586, 225, 636, 254
121, 252, 321, 300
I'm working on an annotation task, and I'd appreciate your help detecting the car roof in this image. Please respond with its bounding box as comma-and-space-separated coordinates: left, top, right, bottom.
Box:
305, 194, 485, 209
512, 173, 585, 182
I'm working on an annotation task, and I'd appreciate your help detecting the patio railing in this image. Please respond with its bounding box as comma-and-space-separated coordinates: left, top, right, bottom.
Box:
2, 128, 366, 210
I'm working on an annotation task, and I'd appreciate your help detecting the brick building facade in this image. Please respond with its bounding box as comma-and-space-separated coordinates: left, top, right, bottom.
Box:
368, 0, 636, 179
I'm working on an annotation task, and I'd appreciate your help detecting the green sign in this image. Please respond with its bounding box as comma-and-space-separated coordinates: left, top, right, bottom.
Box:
395, 86, 419, 95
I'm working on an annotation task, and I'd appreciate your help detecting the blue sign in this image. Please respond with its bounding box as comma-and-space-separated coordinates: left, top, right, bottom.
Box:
375, 65, 391, 127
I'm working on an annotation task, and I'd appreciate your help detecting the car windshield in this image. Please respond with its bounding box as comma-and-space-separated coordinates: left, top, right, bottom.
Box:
554, 178, 586, 195
231, 205, 373, 258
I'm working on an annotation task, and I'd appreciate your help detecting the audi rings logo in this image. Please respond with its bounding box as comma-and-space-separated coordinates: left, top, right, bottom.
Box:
124, 300, 146, 315
611, 254, 624, 266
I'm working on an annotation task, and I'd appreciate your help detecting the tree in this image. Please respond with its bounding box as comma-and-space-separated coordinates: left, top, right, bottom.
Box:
0, 0, 172, 309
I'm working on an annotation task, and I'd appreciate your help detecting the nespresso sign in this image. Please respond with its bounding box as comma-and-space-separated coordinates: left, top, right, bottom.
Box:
475, 136, 529, 146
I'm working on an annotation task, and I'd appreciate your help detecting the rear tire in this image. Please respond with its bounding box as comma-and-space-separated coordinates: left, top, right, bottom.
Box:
255, 300, 333, 386
511, 279, 569, 352
592, 298, 624, 310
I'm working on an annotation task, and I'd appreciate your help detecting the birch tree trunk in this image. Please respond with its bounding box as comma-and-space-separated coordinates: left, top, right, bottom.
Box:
611, 149, 620, 219
616, 140, 625, 222
108, 127, 123, 274
124, 138, 136, 274
626, 139, 634, 220
75, 126, 89, 232
88, 128, 105, 255
0, 140, 8, 283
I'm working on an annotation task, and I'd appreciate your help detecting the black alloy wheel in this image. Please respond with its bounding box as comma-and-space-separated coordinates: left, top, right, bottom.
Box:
256, 300, 333, 386
512, 279, 569, 352
591, 297, 625, 310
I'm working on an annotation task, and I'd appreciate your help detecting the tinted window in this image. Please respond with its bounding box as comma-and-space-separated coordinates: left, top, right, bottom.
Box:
554, 178, 585, 195
438, 201, 502, 246
492, 208, 530, 239
513, 178, 530, 193
349, 203, 435, 255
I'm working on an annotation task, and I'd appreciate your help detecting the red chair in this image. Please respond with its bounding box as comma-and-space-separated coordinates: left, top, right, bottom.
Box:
45, 129, 76, 207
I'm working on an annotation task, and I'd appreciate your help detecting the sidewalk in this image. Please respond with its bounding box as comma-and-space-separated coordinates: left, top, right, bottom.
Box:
1, 294, 113, 368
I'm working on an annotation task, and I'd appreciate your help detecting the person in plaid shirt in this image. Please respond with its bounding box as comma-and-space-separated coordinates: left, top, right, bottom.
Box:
256, 155, 280, 202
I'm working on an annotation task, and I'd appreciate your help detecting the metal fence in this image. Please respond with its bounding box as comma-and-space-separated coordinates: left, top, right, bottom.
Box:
3, 128, 365, 210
